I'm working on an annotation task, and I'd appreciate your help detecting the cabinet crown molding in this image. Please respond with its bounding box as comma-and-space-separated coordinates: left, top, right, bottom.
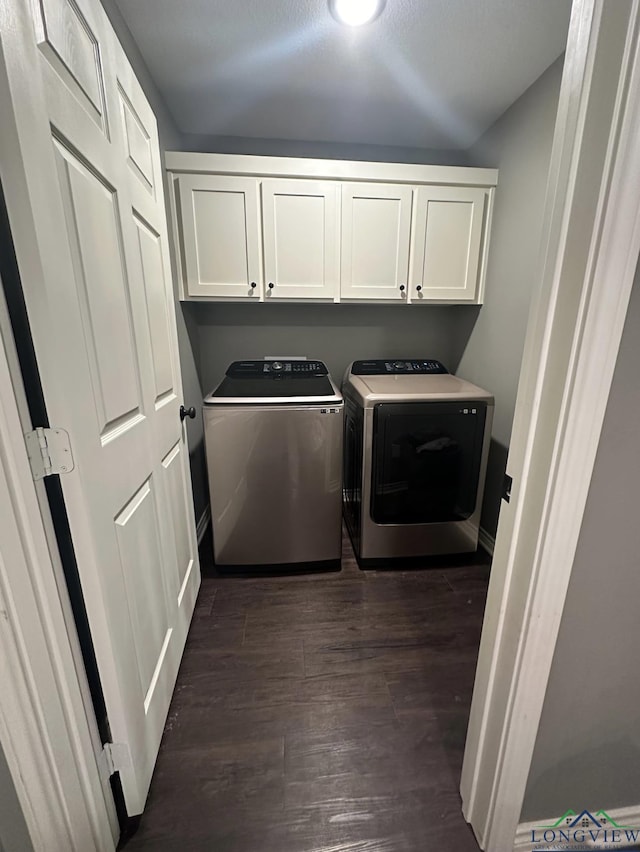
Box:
165, 151, 498, 188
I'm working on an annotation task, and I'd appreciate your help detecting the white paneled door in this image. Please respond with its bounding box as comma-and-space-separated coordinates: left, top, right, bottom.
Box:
0, 0, 200, 816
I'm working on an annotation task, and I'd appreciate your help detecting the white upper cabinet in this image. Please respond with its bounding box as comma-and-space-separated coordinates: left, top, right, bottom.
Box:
167, 154, 497, 304
176, 174, 262, 299
340, 182, 413, 301
410, 185, 487, 302
262, 179, 340, 300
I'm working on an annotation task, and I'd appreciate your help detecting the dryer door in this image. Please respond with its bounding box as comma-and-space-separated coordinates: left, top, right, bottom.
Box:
372, 402, 487, 524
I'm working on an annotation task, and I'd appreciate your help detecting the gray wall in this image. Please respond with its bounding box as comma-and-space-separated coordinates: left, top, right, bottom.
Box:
0, 741, 33, 852
521, 255, 640, 821
99, 0, 208, 523
197, 303, 462, 394
180, 133, 470, 166
454, 57, 564, 537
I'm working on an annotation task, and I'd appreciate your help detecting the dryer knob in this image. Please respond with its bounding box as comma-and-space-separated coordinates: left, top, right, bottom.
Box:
270, 361, 284, 371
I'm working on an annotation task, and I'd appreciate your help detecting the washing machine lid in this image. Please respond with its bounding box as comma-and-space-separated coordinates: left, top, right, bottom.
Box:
344, 365, 494, 408
204, 359, 343, 405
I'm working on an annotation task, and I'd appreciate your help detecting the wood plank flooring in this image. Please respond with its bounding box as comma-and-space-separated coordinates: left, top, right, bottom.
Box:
124, 528, 490, 852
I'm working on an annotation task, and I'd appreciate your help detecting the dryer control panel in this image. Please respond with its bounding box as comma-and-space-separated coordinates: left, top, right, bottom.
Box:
351, 359, 448, 375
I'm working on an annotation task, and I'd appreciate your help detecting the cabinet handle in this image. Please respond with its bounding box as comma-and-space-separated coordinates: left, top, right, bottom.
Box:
250, 282, 257, 289
416, 285, 422, 292
268, 282, 274, 289
399, 284, 405, 291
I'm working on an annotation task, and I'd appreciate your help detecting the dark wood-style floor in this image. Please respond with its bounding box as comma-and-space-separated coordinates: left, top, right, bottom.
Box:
125, 528, 490, 852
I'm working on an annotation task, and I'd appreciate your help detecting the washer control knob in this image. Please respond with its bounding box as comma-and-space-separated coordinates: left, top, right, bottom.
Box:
270, 361, 284, 372
393, 361, 407, 370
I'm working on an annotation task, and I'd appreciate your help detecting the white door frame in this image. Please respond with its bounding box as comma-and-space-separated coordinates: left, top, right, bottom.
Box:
0, 279, 117, 851
461, 1, 640, 849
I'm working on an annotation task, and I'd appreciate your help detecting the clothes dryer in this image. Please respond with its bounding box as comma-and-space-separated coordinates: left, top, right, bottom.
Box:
342, 359, 493, 564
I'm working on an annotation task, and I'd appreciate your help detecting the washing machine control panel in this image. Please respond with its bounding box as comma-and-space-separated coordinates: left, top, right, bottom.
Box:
351, 359, 448, 375
226, 360, 328, 377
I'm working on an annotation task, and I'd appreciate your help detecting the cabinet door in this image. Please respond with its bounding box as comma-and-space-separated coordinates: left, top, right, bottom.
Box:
177, 174, 262, 299
262, 179, 340, 300
341, 183, 412, 300
410, 185, 487, 302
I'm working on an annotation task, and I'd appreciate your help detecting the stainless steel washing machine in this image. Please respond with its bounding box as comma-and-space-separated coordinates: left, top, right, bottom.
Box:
342, 359, 494, 565
204, 358, 343, 569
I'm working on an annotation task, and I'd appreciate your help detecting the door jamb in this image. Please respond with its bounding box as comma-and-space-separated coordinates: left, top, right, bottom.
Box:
461, 1, 640, 848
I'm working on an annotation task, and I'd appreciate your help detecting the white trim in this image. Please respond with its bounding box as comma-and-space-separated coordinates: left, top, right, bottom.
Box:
461, 2, 640, 850
476, 186, 496, 305
478, 527, 495, 557
196, 505, 211, 545
165, 151, 498, 188
514, 807, 640, 852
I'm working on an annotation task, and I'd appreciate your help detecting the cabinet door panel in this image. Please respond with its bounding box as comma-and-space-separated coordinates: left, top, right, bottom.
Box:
411, 186, 487, 302
177, 174, 261, 299
341, 183, 412, 300
262, 179, 339, 300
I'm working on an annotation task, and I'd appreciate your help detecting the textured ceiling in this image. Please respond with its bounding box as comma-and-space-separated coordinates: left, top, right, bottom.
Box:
114, 0, 572, 150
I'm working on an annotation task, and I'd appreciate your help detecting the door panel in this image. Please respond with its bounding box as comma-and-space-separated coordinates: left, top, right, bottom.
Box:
114, 479, 171, 703
34, 0, 107, 130
410, 185, 486, 302
177, 174, 262, 299
341, 182, 412, 300
133, 214, 175, 403
161, 441, 196, 603
0, 0, 201, 816
262, 179, 339, 300
54, 143, 142, 430
118, 88, 155, 194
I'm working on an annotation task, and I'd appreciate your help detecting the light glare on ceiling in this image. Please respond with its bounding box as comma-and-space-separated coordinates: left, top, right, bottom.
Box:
331, 0, 384, 27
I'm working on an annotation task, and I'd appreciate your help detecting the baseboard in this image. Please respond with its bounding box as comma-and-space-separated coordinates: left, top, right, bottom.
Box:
515, 805, 640, 851
196, 505, 211, 545
478, 526, 495, 557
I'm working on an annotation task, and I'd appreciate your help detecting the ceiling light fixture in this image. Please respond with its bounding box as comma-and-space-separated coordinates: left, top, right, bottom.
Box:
329, 0, 385, 27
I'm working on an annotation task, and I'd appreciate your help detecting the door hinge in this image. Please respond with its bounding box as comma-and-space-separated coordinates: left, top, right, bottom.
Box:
99, 742, 132, 780
24, 427, 74, 480
502, 473, 513, 503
